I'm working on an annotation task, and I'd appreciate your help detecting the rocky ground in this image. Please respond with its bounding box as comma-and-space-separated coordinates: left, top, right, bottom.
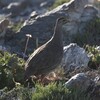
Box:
0, 0, 99, 53
0, 0, 100, 100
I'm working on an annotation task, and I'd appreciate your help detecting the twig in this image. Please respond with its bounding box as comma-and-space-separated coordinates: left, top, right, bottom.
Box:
23, 34, 32, 59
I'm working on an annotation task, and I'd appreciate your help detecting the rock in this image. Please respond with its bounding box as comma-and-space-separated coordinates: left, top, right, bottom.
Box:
78, 5, 98, 34
5, 0, 98, 53
80, 5, 98, 22
94, 1, 100, 17
91, 75, 100, 100
63, 4, 98, 43
90, 85, 100, 100
0, 0, 54, 8
31, 0, 54, 8
0, 1, 6, 9
61, 43, 90, 73
0, 19, 9, 33
61, 43, 89, 72
30, 11, 38, 18
1, 0, 54, 17
88, 0, 95, 4
0, 46, 6, 51
96, 46, 100, 51
5, 28, 15, 41
94, 76, 100, 84
0, 19, 9, 45
2, 0, 33, 17
7, 11, 67, 53
65, 73, 95, 91
0, 0, 24, 5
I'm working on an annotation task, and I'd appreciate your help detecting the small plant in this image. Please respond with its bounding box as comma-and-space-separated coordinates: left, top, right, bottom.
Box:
11, 21, 24, 32
0, 82, 91, 100
18, 87, 33, 100
0, 51, 25, 89
32, 83, 90, 100
85, 45, 100, 69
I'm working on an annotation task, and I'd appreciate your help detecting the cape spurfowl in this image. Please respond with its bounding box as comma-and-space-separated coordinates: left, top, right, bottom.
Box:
24, 17, 67, 81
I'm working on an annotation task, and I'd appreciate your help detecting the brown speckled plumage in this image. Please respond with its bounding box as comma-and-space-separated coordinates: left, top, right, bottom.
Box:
24, 17, 67, 81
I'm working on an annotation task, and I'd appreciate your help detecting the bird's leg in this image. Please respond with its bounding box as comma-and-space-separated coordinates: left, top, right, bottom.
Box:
37, 74, 53, 85
35, 74, 48, 85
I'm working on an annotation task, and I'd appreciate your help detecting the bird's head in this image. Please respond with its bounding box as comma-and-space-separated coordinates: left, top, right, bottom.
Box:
56, 17, 67, 25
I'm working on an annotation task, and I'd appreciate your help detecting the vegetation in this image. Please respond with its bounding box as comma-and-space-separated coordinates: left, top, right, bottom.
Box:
11, 21, 24, 32
0, 51, 92, 100
0, 1, 100, 99
0, 83, 91, 100
0, 51, 25, 89
72, 18, 100, 69
85, 45, 100, 69
32, 83, 90, 100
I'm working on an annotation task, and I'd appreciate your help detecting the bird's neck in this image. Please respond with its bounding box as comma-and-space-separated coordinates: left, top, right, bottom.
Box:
51, 23, 63, 46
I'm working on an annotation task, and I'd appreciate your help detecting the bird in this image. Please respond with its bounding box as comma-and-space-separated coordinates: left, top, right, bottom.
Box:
24, 17, 67, 81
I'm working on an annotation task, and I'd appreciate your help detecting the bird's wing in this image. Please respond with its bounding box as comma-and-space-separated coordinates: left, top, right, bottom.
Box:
24, 42, 62, 76
25, 43, 47, 70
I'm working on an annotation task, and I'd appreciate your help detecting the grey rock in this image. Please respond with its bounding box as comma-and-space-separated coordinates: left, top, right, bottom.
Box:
80, 5, 98, 22
1, 0, 54, 15
96, 46, 100, 51
63, 4, 98, 42
0, 0, 25, 5
2, 0, 33, 17
0, 0, 24, 7
65, 73, 95, 91
0, 19, 9, 45
0, 46, 6, 51
0, 0, 54, 8
0, 19, 9, 33
5, 0, 98, 53
31, 0, 54, 7
94, 76, 100, 84
90, 85, 100, 100
61, 43, 90, 73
